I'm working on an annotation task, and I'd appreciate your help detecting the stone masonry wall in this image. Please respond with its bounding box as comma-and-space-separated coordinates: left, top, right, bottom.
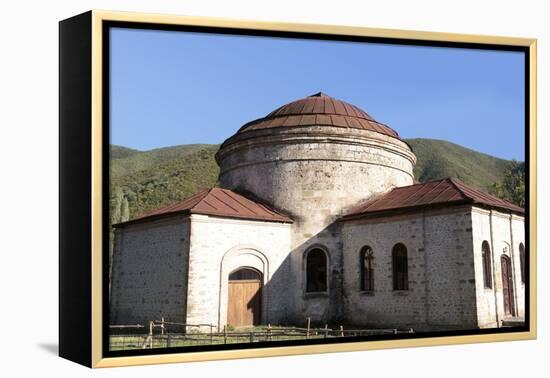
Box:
342, 206, 477, 331
423, 209, 477, 328
109, 216, 190, 325
471, 208, 525, 328
185, 215, 292, 329
511, 215, 526, 318
287, 223, 344, 325
218, 127, 415, 226
217, 126, 416, 326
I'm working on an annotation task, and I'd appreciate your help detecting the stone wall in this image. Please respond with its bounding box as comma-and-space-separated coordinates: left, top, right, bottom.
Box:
511, 215, 526, 318
109, 216, 190, 325
216, 125, 416, 325
471, 208, 525, 327
287, 223, 344, 325
217, 126, 415, 227
185, 215, 292, 329
341, 206, 478, 331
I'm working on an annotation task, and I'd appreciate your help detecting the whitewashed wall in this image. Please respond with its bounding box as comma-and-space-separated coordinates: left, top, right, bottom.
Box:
471, 208, 525, 327
185, 214, 292, 329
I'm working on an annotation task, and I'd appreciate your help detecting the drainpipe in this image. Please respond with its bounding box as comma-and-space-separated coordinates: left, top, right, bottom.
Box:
489, 210, 500, 327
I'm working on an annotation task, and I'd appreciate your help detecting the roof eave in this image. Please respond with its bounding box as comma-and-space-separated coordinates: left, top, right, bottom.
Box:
113, 209, 294, 229
187, 209, 294, 224
113, 210, 192, 228
339, 200, 524, 222
339, 200, 472, 221
469, 201, 525, 216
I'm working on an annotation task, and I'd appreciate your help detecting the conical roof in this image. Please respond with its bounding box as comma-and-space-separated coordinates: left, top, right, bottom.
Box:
235, 92, 400, 139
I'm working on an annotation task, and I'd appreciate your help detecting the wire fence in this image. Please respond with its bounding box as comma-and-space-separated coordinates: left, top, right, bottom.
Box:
109, 318, 414, 351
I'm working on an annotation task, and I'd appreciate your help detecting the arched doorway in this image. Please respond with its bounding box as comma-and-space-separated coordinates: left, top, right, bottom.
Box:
227, 267, 262, 326
501, 255, 516, 316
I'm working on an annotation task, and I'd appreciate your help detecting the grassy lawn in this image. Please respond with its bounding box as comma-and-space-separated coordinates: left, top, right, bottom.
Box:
109, 324, 409, 351
109, 325, 349, 351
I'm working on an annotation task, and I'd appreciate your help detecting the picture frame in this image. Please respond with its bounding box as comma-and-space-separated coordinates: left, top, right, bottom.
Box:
59, 10, 537, 368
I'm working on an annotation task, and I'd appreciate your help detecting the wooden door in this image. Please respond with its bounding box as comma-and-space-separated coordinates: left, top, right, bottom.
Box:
227, 268, 262, 327
501, 256, 515, 316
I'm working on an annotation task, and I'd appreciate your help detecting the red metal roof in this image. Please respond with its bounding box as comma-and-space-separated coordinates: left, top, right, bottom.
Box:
341, 178, 524, 220
235, 92, 400, 139
114, 188, 293, 227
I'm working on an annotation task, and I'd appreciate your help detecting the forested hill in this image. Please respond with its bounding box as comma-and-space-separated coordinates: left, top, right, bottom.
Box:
406, 138, 512, 190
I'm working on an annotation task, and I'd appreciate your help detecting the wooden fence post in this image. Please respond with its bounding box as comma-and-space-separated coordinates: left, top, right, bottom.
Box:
223, 325, 227, 344
340, 325, 344, 337
324, 324, 328, 339
267, 324, 272, 341
306, 317, 311, 339
149, 321, 154, 348
161, 317, 165, 335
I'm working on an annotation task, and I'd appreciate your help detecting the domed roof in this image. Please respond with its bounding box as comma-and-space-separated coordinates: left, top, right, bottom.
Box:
235, 92, 400, 139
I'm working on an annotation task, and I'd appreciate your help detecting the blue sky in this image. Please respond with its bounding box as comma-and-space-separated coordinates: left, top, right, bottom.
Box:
110, 28, 525, 160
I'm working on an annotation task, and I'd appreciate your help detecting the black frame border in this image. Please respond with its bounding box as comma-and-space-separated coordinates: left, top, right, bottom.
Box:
59, 11, 93, 367
100, 20, 531, 359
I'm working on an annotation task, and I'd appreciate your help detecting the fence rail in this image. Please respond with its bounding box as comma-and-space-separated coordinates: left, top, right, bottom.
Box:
109, 318, 414, 351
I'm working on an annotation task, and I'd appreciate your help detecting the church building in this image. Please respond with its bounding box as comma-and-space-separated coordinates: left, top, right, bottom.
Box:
110, 93, 525, 332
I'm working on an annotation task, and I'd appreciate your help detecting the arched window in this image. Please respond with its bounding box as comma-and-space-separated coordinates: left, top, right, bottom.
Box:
306, 248, 328, 293
360, 246, 374, 291
482, 241, 492, 289
519, 243, 525, 284
392, 243, 408, 290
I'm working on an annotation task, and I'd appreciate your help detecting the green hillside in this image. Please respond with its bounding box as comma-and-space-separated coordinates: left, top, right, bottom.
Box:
109, 144, 220, 222
406, 138, 512, 191
109, 138, 516, 224
110, 145, 140, 159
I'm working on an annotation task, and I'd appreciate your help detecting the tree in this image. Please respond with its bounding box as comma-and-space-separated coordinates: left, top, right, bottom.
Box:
121, 196, 130, 222
491, 160, 525, 207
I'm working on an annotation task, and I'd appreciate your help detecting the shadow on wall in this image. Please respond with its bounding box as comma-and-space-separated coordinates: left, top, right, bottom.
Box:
228, 221, 346, 329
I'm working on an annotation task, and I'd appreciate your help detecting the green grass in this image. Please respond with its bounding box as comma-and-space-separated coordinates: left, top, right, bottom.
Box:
109, 332, 296, 350
109, 335, 229, 350
109, 324, 411, 351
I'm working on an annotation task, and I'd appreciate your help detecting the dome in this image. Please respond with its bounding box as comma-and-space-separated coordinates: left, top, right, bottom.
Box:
235, 92, 400, 139
215, 92, 416, 234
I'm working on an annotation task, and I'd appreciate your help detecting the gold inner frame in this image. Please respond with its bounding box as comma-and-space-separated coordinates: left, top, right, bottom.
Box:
90, 9, 537, 368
